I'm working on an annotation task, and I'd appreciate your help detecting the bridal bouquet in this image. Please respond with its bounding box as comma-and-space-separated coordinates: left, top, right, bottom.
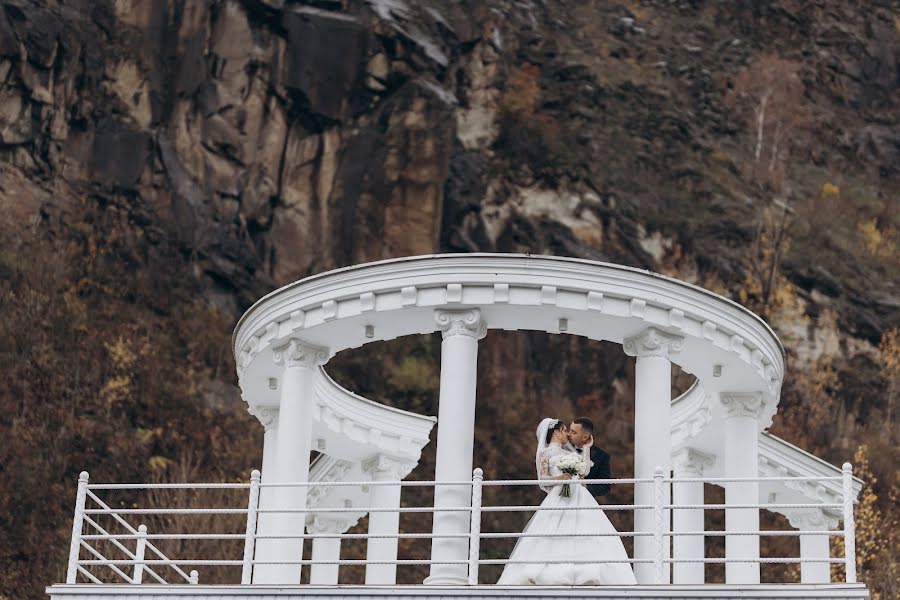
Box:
556, 454, 585, 497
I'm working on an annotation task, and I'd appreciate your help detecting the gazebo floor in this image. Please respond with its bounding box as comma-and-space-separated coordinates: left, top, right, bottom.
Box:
46, 583, 870, 599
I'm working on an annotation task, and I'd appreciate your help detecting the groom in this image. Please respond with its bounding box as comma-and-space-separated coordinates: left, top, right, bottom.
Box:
567, 417, 613, 497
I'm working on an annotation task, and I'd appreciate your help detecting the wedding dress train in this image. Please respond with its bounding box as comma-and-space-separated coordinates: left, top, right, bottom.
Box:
497, 439, 637, 586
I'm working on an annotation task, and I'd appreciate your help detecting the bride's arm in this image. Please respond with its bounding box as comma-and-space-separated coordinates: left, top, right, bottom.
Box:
539, 450, 572, 481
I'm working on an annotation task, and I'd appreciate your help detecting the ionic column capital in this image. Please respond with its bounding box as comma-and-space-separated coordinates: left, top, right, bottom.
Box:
783, 508, 839, 531
248, 406, 279, 431
273, 338, 329, 369
720, 391, 765, 420
306, 513, 363, 535
672, 447, 715, 477
623, 327, 684, 359
363, 454, 417, 481
434, 309, 486, 340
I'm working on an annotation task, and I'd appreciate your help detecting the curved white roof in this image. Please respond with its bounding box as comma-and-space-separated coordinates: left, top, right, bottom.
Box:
235, 253, 786, 430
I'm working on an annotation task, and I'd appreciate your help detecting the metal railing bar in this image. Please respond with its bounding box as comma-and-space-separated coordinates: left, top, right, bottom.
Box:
86, 490, 192, 583
258, 506, 470, 514
144, 542, 194, 584
663, 558, 847, 564
83, 508, 247, 515
88, 483, 249, 490
261, 481, 474, 488
82, 528, 845, 542
81, 516, 138, 560
82, 534, 248, 540
79, 540, 133, 583
86, 475, 845, 490
665, 503, 843, 510
77, 556, 848, 566
91, 502, 853, 516
79, 521, 169, 585
481, 504, 651, 512
75, 565, 103, 585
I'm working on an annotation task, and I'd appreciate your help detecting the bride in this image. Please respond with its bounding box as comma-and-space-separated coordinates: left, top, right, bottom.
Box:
497, 418, 637, 585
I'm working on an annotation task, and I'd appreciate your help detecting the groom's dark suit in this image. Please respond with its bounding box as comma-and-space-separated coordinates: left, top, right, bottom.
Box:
576, 445, 612, 497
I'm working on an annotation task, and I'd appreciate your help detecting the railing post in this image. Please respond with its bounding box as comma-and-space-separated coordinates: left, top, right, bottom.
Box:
132, 524, 147, 584
467, 468, 483, 585
652, 466, 665, 584
241, 469, 262, 585
842, 462, 857, 584
189, 570, 199, 585
66, 471, 90, 584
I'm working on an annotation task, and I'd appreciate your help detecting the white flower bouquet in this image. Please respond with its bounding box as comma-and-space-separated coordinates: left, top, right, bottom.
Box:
556, 453, 584, 497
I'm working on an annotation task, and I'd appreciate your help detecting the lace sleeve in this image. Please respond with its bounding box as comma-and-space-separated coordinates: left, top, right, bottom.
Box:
538, 450, 551, 480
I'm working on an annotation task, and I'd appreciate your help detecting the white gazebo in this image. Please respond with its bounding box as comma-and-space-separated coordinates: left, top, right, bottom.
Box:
48, 253, 869, 600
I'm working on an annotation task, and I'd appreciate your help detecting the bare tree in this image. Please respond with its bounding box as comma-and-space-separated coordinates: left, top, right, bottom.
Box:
727, 54, 808, 188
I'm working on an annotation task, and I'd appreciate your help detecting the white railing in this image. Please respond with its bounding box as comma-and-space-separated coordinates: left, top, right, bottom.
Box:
64, 465, 858, 586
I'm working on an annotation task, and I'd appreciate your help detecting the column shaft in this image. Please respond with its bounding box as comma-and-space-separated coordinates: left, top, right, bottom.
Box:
721, 393, 763, 584
672, 449, 712, 584
425, 310, 484, 585
786, 509, 835, 584
799, 531, 831, 583
365, 465, 403, 584
309, 537, 341, 584
633, 354, 672, 583
252, 410, 279, 584
255, 340, 327, 585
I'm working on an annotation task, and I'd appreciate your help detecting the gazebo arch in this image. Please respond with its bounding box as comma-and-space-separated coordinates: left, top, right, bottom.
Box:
234, 253, 786, 585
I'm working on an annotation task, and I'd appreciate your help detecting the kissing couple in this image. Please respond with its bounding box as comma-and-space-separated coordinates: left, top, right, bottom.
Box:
497, 417, 637, 586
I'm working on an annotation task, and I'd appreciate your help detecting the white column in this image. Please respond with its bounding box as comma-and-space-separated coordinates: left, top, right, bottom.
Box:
785, 509, 838, 584
624, 327, 682, 584
249, 407, 279, 584
425, 309, 486, 585
364, 455, 413, 584
254, 339, 329, 584
720, 392, 764, 584
306, 515, 361, 585
671, 448, 714, 584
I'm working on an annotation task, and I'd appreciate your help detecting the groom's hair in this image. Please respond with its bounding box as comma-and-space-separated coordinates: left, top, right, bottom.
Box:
572, 417, 594, 433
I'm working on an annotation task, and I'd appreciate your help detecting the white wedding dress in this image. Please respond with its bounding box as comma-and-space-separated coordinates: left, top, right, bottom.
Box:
497, 437, 637, 585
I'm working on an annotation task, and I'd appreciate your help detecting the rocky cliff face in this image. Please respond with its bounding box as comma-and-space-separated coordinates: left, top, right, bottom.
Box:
0, 0, 897, 597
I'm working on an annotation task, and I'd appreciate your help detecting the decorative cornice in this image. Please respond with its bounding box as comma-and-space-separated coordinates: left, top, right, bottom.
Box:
248, 406, 279, 431
273, 338, 329, 369
783, 508, 840, 531
234, 254, 786, 434
306, 457, 355, 510
671, 382, 712, 447
671, 447, 715, 476
313, 367, 436, 460
305, 513, 363, 535
720, 391, 765, 419
362, 454, 417, 481
623, 327, 684, 359
434, 309, 486, 340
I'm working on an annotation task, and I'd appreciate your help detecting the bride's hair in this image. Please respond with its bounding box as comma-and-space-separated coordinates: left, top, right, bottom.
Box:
544, 419, 565, 444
